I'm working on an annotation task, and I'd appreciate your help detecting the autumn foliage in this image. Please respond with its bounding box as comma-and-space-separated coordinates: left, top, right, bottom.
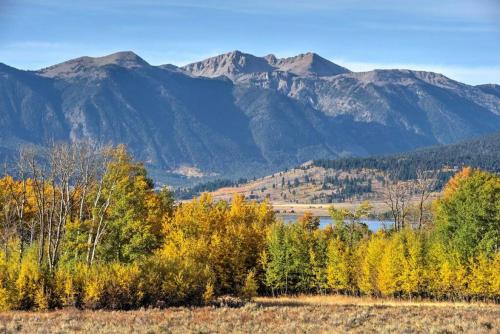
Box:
0, 143, 498, 310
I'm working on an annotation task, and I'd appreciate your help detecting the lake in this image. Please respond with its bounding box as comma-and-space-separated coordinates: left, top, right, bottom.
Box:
280, 215, 393, 231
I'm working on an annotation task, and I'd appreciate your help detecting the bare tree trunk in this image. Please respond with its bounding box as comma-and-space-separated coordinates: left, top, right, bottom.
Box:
16, 142, 112, 268
415, 169, 437, 230
384, 177, 412, 231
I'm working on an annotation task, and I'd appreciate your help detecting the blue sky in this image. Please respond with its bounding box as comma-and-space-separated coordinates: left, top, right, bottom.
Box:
1, 0, 499, 84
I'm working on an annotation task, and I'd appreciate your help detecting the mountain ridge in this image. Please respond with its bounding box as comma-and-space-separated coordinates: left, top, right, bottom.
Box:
38, 51, 149, 79
0, 50, 499, 184
180, 50, 350, 79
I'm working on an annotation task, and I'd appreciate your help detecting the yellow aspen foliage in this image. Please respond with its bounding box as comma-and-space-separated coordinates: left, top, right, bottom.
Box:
143, 231, 212, 306
15, 248, 47, 310
0, 242, 21, 311
0, 256, 15, 311
203, 281, 215, 305
492, 253, 500, 297
82, 263, 142, 309
356, 232, 386, 296
326, 237, 350, 292
468, 253, 495, 298
377, 233, 405, 296
0, 287, 11, 311
54, 263, 92, 308
108, 263, 142, 309
34, 288, 49, 311
442, 167, 472, 199
54, 267, 75, 307
427, 242, 468, 299
162, 194, 274, 298
83, 269, 106, 309
400, 229, 427, 296
240, 270, 258, 301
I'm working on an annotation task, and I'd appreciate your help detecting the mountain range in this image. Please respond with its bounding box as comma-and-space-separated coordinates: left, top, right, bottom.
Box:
1, 50, 499, 184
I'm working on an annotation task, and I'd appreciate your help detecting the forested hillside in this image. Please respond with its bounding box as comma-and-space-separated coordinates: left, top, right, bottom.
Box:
0, 143, 498, 311
182, 133, 500, 203
313, 131, 500, 179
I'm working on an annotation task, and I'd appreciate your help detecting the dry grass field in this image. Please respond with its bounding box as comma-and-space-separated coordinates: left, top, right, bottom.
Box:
0, 295, 498, 334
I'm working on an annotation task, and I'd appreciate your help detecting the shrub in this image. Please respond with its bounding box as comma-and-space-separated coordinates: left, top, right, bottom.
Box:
15, 247, 48, 310
240, 271, 258, 301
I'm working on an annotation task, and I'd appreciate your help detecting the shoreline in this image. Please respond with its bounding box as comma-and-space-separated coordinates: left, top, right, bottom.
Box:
271, 201, 389, 217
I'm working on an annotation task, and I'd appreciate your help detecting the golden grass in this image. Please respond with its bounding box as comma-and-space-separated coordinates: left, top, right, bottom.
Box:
255, 294, 495, 308
0, 295, 498, 333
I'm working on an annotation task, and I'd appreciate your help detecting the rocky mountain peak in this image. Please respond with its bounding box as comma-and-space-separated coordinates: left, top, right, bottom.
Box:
96, 51, 149, 68
38, 51, 149, 78
264, 54, 278, 65
181, 50, 274, 79
273, 52, 350, 77
476, 83, 500, 98
181, 51, 350, 79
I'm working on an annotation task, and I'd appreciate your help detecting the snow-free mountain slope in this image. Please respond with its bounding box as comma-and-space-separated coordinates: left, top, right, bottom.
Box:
0, 51, 499, 182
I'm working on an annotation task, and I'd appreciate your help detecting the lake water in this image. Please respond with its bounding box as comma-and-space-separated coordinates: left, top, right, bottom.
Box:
280, 215, 393, 231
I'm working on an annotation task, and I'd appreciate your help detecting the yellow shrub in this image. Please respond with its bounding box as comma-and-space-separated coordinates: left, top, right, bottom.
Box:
240, 270, 258, 301
107, 263, 142, 309
15, 248, 47, 310
468, 253, 496, 298
492, 253, 500, 298
203, 281, 215, 305
83, 267, 106, 309
34, 288, 49, 311
55, 263, 89, 308
83, 263, 142, 310
0, 257, 15, 311
0, 287, 11, 311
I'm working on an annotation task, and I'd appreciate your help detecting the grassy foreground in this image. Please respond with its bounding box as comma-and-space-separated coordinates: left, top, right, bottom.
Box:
0, 295, 498, 334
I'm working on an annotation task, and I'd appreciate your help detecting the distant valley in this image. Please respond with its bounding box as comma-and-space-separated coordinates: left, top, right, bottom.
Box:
1, 50, 499, 185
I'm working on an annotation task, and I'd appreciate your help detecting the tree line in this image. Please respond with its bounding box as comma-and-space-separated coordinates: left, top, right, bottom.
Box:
263, 168, 498, 299
173, 178, 248, 200
312, 132, 500, 181
0, 143, 498, 310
